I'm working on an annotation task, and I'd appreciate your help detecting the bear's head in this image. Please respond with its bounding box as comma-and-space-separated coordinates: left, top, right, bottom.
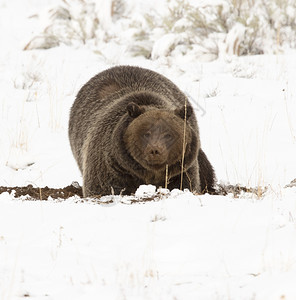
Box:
123, 102, 193, 171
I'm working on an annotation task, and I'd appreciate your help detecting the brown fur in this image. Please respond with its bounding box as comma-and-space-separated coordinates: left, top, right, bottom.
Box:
68, 65, 215, 197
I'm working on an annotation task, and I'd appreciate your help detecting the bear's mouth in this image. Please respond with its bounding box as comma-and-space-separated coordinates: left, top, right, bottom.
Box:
144, 159, 167, 169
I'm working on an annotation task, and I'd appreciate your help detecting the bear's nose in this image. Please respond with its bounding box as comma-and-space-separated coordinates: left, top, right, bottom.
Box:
146, 144, 165, 161
150, 148, 161, 156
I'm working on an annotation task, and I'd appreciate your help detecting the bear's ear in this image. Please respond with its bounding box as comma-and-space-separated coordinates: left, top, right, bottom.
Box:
175, 105, 193, 120
127, 102, 144, 118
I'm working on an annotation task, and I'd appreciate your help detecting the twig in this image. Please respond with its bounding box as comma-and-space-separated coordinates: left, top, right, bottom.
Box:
180, 100, 187, 190
165, 164, 169, 189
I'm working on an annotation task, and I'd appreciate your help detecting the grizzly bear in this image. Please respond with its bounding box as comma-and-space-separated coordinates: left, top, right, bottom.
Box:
68, 65, 215, 197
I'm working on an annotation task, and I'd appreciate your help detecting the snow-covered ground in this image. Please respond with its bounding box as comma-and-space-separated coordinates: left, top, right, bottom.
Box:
1, 0, 296, 299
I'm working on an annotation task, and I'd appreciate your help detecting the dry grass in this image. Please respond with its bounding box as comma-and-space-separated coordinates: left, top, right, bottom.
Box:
165, 164, 169, 189
180, 100, 187, 190
23, 0, 296, 59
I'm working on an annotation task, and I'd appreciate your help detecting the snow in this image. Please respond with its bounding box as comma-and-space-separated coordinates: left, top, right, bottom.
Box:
151, 33, 182, 60
1, 189, 296, 299
1, 0, 296, 299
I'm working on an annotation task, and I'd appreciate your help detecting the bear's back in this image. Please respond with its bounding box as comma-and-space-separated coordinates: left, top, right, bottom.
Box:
74, 66, 186, 109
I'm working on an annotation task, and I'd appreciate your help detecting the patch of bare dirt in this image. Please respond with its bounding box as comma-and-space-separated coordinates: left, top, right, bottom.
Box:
0, 184, 83, 200
285, 178, 296, 188
214, 183, 267, 198
0, 182, 271, 201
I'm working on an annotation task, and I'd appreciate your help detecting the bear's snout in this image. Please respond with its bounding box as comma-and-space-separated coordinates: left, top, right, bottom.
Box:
145, 143, 167, 165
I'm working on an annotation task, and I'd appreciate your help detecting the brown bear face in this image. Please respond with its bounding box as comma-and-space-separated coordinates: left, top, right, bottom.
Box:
124, 103, 192, 171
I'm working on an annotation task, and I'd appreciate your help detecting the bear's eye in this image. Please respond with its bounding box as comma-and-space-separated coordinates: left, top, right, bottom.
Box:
144, 132, 151, 139
164, 133, 172, 140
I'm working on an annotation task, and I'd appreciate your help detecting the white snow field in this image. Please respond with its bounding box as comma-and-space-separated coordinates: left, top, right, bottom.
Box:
1, 0, 296, 299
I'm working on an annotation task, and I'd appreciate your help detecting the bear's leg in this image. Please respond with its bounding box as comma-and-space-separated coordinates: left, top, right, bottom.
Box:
183, 163, 200, 193
167, 162, 200, 193
198, 149, 215, 193
83, 166, 140, 197
82, 172, 101, 197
